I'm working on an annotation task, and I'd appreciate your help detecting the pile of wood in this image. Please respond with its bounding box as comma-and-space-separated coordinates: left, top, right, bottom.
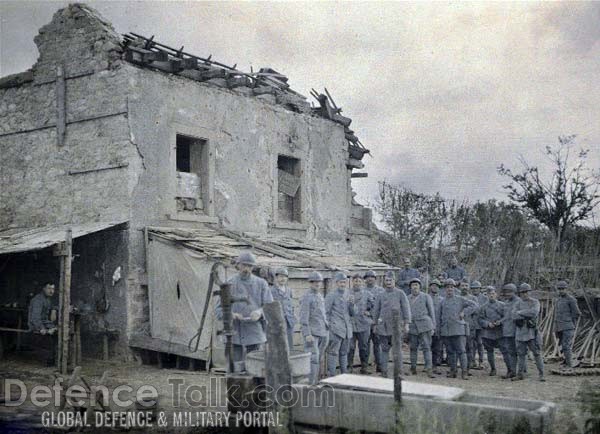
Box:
538, 290, 600, 368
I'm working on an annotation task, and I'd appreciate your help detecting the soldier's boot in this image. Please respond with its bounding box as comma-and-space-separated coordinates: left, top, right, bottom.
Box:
360, 363, 368, 375
511, 373, 525, 381
461, 370, 469, 380
467, 369, 473, 376
446, 370, 457, 379
410, 366, 417, 375
426, 368, 435, 378
501, 371, 514, 380
433, 366, 442, 375
489, 368, 496, 376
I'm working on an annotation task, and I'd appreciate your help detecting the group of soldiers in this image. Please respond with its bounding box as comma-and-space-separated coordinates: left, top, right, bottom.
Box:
215, 252, 581, 385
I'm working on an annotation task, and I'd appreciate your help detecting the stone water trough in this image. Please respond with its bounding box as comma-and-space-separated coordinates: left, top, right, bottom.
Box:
290, 374, 556, 433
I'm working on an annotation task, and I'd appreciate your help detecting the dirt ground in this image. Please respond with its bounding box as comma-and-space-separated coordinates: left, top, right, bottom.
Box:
1, 351, 598, 433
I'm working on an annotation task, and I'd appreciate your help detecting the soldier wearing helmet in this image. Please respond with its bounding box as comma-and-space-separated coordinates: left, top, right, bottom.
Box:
428, 278, 444, 374
498, 283, 519, 379
439, 278, 477, 379
554, 280, 581, 370
364, 269, 384, 372
325, 272, 355, 377
270, 267, 296, 350
468, 280, 488, 370
512, 283, 545, 382
214, 251, 273, 370
372, 271, 411, 378
407, 277, 436, 377
300, 271, 328, 384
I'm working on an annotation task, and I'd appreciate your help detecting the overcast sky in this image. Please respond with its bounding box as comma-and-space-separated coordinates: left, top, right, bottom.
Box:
1, 1, 599, 210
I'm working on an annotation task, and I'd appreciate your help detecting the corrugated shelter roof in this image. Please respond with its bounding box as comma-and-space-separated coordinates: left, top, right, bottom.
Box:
147, 226, 396, 276
0, 221, 128, 255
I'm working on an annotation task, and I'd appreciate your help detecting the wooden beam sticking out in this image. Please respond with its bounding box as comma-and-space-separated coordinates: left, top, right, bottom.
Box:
392, 308, 403, 403
351, 172, 368, 178
56, 66, 66, 147
58, 229, 73, 374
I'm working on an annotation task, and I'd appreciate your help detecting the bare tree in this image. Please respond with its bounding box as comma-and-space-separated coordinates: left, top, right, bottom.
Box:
498, 135, 600, 247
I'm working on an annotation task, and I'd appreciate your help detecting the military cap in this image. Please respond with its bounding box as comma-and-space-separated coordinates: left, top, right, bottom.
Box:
429, 279, 441, 287
502, 283, 517, 292
486, 285, 496, 292
518, 283, 532, 293
364, 270, 377, 278
556, 281, 568, 289
444, 278, 456, 287
352, 273, 363, 279
409, 277, 422, 286
470, 281, 482, 289
274, 267, 289, 276
334, 271, 348, 282
384, 271, 396, 280
237, 251, 257, 266
307, 271, 323, 282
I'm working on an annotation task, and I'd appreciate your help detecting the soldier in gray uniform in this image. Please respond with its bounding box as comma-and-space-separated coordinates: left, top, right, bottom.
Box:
408, 278, 436, 377
364, 269, 384, 372
512, 283, 545, 382
270, 267, 296, 350
300, 271, 329, 384
347, 273, 374, 374
372, 271, 411, 378
439, 279, 477, 379
469, 281, 488, 369
499, 283, 519, 379
214, 252, 274, 369
428, 279, 444, 374
554, 280, 581, 370
325, 272, 355, 377
445, 257, 467, 283
28, 283, 58, 334
397, 257, 420, 295
478, 287, 504, 376
459, 280, 476, 374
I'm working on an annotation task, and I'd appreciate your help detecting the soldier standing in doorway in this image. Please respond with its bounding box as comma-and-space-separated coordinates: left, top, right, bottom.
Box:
512, 283, 545, 382
372, 271, 411, 378
554, 280, 581, 371
270, 267, 296, 350
300, 271, 329, 384
325, 272, 355, 377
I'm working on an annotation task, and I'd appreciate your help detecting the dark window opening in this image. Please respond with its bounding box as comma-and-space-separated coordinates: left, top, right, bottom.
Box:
277, 155, 302, 223
176, 281, 181, 300
175, 134, 208, 213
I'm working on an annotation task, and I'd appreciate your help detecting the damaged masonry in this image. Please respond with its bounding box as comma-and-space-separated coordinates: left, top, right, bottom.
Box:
0, 3, 386, 367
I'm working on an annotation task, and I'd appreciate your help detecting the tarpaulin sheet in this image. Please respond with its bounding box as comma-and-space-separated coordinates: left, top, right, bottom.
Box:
147, 237, 215, 352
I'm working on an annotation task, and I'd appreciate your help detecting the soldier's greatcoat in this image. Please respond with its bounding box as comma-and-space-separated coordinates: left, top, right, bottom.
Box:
373, 288, 411, 336
325, 288, 355, 339
299, 290, 328, 338
439, 295, 477, 337
408, 292, 436, 334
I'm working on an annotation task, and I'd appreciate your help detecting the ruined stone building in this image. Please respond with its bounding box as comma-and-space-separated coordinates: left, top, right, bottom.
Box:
0, 4, 392, 365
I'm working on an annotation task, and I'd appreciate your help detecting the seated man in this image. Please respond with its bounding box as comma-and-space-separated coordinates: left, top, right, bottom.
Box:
28, 283, 57, 335
28, 283, 57, 366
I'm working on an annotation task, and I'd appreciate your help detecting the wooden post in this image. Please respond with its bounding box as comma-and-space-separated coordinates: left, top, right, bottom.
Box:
58, 229, 72, 374
56, 65, 66, 146
391, 308, 402, 404
263, 301, 293, 434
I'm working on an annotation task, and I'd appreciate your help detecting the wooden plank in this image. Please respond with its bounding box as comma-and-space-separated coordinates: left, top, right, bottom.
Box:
56, 66, 66, 147
128, 333, 208, 360
278, 170, 301, 197
392, 308, 403, 404
59, 229, 72, 374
